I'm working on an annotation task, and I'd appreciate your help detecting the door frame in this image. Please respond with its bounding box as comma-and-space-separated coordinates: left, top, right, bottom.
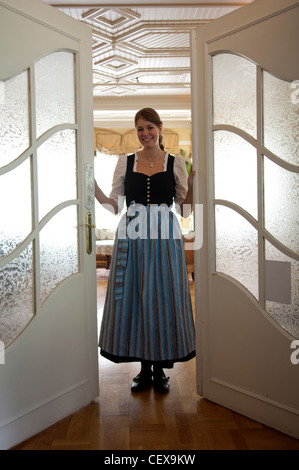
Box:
191, 0, 299, 438
0, 0, 98, 450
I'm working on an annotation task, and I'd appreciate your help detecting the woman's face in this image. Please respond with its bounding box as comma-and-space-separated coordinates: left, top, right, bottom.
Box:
136, 118, 161, 149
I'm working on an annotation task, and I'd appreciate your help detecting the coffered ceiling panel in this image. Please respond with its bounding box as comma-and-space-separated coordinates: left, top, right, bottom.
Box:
45, 2, 253, 124
47, 3, 250, 96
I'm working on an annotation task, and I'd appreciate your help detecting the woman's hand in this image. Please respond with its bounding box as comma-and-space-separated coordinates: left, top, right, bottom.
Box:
179, 165, 195, 218
94, 179, 118, 214
187, 165, 195, 189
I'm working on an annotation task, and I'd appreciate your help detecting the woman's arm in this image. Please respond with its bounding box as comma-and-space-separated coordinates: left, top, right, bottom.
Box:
94, 179, 119, 215
94, 154, 126, 215
179, 166, 195, 218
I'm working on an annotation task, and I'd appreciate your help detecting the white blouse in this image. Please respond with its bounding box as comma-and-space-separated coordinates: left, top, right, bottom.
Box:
109, 152, 188, 209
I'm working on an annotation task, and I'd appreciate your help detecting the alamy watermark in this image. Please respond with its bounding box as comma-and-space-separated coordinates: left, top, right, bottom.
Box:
102, 200, 203, 250
290, 340, 299, 365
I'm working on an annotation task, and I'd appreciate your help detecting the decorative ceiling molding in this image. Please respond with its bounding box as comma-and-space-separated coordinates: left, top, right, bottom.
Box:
45, 1, 251, 124
48, 2, 251, 6
50, 3, 244, 100
82, 7, 141, 30
94, 53, 138, 70
87, 8, 194, 96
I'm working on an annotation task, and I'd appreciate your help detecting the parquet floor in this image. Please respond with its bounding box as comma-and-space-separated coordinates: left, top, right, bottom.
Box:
12, 280, 299, 451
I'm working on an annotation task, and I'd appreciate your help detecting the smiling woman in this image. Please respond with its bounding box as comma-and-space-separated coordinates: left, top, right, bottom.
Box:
134, 108, 165, 172
93, 126, 186, 235
94, 107, 196, 395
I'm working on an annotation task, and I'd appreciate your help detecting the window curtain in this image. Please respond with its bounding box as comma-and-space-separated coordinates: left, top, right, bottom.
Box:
94, 127, 179, 155
94, 128, 123, 155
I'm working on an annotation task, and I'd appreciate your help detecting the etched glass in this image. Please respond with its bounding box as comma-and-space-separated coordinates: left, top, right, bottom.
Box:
35, 52, 76, 137
38, 129, 77, 221
0, 71, 29, 167
263, 72, 299, 165
264, 156, 299, 254
213, 53, 256, 138
215, 205, 258, 300
0, 50, 78, 346
0, 244, 34, 347
214, 130, 257, 219
265, 241, 299, 339
212, 53, 298, 336
40, 206, 79, 304
0, 158, 32, 257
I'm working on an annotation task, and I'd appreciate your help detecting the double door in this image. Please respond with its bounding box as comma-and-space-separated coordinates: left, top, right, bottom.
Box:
192, 0, 299, 438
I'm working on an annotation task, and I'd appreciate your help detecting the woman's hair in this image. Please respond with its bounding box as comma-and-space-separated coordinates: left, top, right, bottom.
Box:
134, 108, 165, 151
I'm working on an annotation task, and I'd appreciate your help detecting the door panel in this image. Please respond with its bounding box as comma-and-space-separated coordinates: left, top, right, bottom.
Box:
0, 0, 98, 449
192, 0, 299, 438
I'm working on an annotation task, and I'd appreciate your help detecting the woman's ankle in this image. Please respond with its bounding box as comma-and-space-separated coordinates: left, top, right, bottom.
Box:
140, 361, 152, 375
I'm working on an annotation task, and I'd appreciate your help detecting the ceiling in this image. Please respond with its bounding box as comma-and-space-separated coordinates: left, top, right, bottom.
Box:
45, 1, 253, 126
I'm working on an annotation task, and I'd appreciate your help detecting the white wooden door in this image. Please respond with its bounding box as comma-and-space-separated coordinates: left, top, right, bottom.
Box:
191, 0, 299, 438
0, 0, 98, 449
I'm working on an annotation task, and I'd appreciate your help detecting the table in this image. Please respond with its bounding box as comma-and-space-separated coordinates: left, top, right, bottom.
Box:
96, 240, 114, 269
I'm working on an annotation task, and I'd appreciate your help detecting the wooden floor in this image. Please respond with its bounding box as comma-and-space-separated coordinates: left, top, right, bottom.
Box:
12, 280, 299, 451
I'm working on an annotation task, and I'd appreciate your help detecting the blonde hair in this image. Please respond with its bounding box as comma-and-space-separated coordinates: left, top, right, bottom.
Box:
134, 108, 164, 151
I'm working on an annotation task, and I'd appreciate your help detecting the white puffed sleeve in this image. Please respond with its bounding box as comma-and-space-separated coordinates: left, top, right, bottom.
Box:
109, 154, 127, 210
173, 155, 188, 205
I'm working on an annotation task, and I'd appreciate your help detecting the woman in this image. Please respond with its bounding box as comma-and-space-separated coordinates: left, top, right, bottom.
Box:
95, 108, 195, 394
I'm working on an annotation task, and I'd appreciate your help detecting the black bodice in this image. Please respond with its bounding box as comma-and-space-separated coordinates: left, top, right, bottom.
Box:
124, 154, 176, 207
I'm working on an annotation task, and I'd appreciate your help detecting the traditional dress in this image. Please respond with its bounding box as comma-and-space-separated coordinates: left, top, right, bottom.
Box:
99, 152, 195, 367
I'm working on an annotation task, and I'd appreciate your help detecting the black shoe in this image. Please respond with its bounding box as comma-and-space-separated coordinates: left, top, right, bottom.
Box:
153, 369, 170, 394
131, 370, 152, 392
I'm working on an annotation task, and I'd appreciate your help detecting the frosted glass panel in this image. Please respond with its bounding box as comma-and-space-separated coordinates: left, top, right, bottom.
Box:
0, 51, 78, 346
0, 159, 32, 258
0, 244, 34, 347
0, 71, 29, 166
40, 206, 78, 304
214, 131, 257, 219
35, 52, 75, 137
38, 129, 77, 220
265, 241, 299, 338
213, 53, 256, 138
215, 205, 258, 299
264, 157, 299, 253
263, 72, 299, 165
